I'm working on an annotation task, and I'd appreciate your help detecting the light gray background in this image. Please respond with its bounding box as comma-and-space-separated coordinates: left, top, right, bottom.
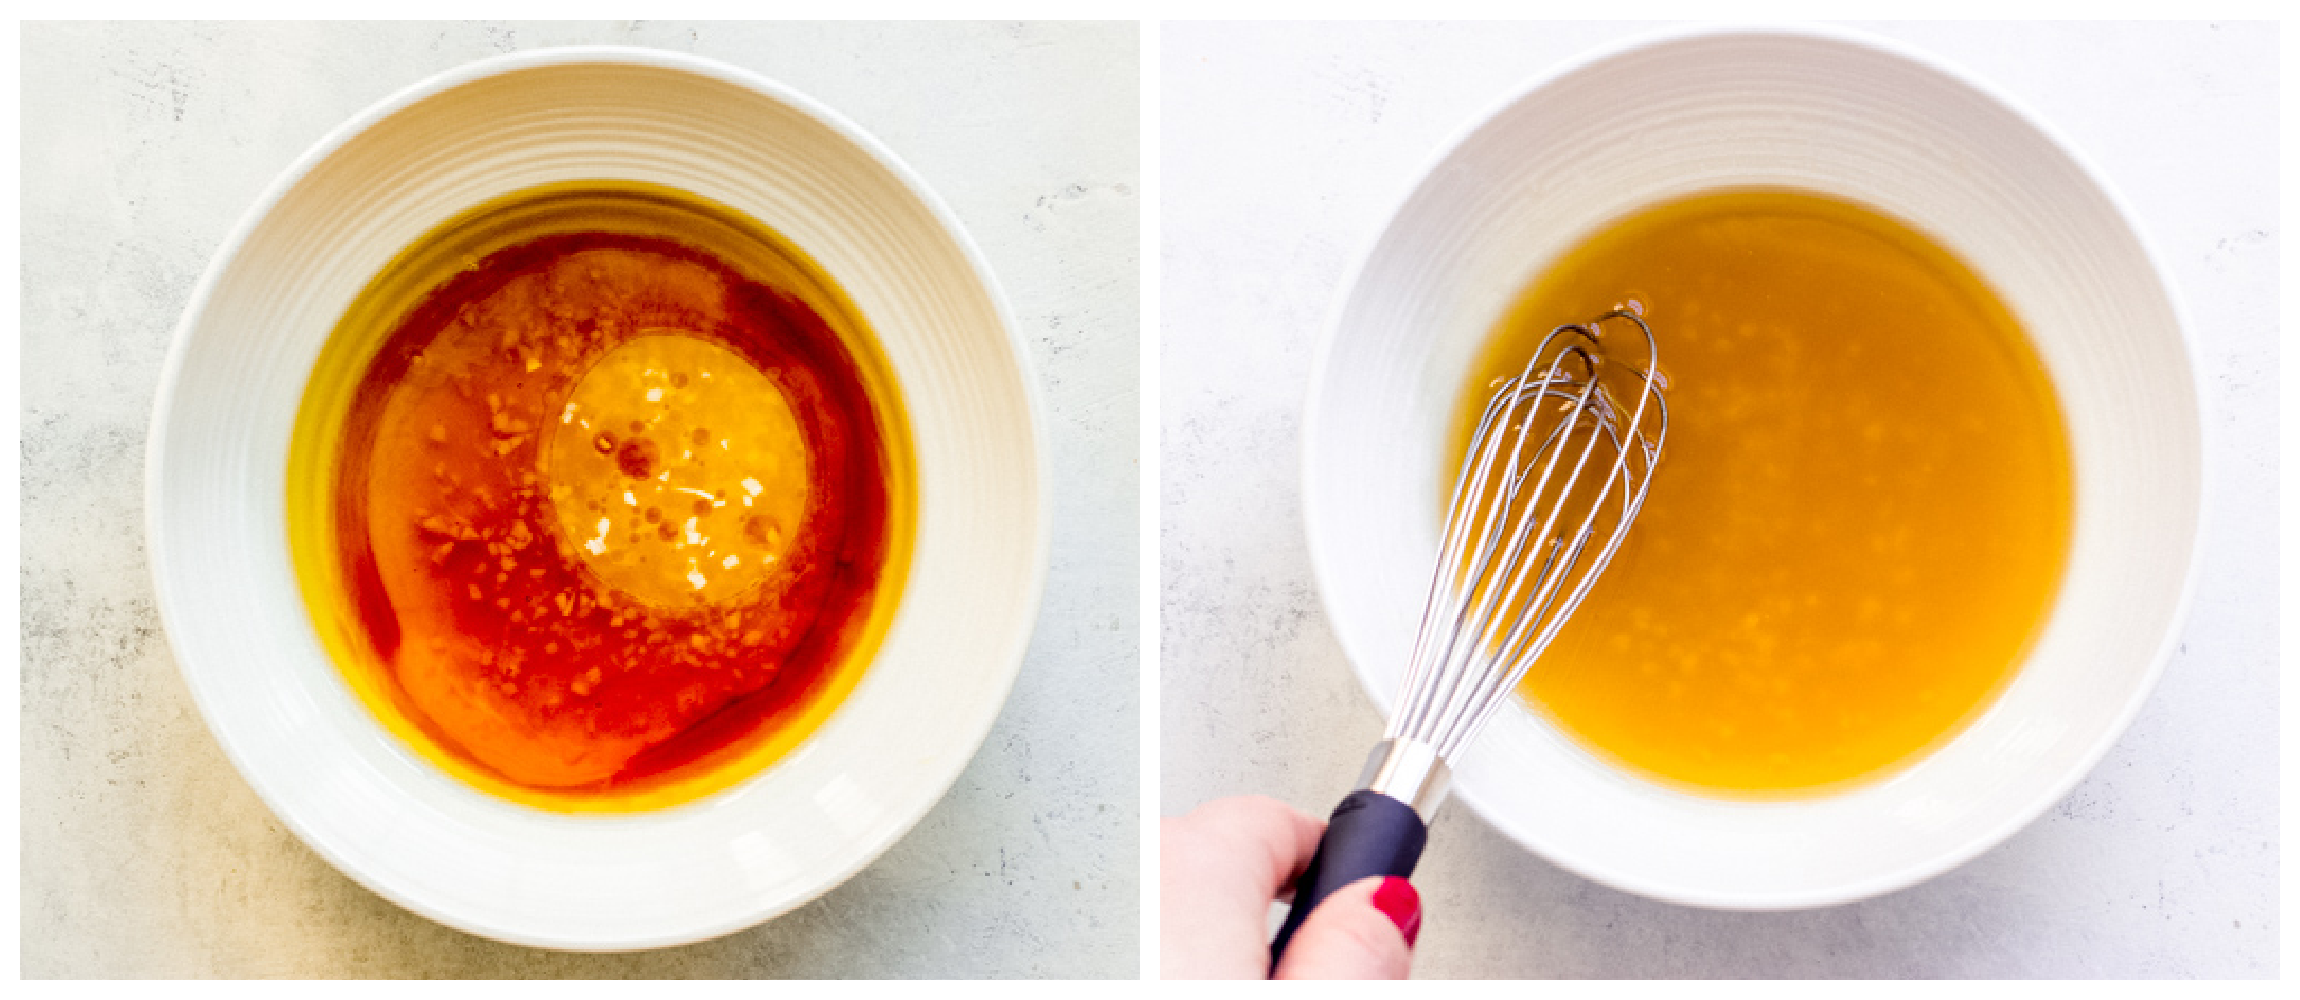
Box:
22, 21, 1138, 978
1160, 21, 2276, 978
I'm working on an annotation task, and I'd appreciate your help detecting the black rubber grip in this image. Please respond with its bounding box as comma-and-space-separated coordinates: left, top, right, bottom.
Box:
1267, 789, 1428, 971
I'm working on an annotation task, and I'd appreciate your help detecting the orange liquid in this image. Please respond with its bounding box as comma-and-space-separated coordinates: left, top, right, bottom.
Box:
290, 184, 912, 810
1450, 189, 2073, 796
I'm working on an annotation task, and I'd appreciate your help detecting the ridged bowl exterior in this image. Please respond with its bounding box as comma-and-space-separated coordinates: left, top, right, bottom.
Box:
1303, 26, 2201, 909
147, 48, 1048, 949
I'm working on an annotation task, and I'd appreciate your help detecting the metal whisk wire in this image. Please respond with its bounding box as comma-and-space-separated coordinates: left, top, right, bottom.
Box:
1392, 310, 1668, 759
1268, 310, 1666, 968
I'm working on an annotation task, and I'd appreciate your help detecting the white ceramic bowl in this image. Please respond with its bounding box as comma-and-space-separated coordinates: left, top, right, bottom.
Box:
147, 48, 1047, 948
1304, 26, 2202, 909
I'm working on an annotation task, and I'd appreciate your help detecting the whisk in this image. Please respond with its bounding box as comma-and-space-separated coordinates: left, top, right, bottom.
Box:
1270, 309, 1668, 965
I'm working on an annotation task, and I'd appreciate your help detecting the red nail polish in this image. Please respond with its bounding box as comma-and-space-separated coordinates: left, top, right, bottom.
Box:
1370, 876, 1421, 947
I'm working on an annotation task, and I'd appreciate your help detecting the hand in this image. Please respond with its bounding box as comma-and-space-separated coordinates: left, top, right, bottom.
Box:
1160, 795, 1421, 979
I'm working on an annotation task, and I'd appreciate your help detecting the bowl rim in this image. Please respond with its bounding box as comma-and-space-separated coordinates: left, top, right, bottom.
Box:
1300, 21, 2208, 909
145, 45, 1051, 948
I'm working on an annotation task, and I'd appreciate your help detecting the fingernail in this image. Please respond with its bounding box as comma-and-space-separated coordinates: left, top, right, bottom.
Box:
1370, 876, 1421, 948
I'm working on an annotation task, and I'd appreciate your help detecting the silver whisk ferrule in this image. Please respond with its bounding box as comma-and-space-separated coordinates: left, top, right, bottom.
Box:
1357, 738, 1450, 822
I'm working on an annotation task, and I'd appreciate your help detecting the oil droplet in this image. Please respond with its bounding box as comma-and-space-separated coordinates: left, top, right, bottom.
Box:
617, 436, 660, 479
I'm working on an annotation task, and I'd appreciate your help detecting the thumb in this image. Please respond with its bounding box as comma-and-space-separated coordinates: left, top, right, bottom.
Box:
1271, 875, 1420, 980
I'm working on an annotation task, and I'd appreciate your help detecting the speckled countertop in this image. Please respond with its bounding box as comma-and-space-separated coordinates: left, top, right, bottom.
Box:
22, 21, 1138, 978
1158, 21, 2277, 978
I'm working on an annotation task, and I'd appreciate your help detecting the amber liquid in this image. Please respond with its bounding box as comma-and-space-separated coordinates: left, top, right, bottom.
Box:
1450, 189, 2073, 796
289, 184, 914, 811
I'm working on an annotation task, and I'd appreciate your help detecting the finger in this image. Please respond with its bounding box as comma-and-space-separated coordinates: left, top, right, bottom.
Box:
1160, 796, 1325, 979
1204, 795, 1325, 894
1271, 875, 1419, 981
1166, 795, 1324, 902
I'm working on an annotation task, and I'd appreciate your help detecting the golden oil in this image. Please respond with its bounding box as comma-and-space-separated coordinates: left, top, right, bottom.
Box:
288, 181, 915, 812
1451, 188, 2073, 797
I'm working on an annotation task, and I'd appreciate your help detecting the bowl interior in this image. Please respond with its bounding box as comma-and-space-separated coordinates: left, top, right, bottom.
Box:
1304, 28, 2199, 908
148, 49, 1044, 948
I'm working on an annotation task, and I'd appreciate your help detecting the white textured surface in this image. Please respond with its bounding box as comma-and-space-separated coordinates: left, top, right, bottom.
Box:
1162, 21, 2275, 977
25, 21, 1137, 977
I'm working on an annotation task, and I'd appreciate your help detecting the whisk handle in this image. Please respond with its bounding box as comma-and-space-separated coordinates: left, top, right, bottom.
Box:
1267, 789, 1428, 970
